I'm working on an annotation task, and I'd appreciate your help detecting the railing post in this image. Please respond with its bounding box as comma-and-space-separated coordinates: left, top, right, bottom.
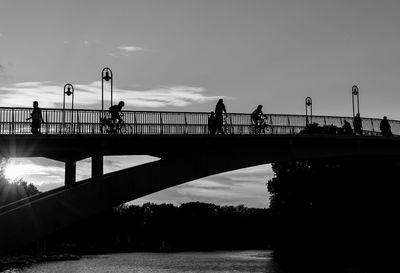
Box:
184, 114, 188, 134
160, 113, 163, 135
134, 113, 137, 134
11, 109, 14, 134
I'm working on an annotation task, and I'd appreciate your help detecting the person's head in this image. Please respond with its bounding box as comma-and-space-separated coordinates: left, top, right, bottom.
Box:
356, 113, 360, 117
118, 101, 125, 107
257, 105, 263, 110
210, 111, 215, 116
384, 116, 387, 120
33, 101, 38, 108
218, 99, 223, 104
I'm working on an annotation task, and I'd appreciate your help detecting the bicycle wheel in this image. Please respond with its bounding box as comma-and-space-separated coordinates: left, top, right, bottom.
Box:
120, 124, 132, 134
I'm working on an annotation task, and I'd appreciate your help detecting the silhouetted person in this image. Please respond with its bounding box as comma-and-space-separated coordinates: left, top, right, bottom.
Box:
109, 101, 125, 126
353, 113, 362, 135
342, 120, 352, 135
251, 105, 265, 133
208, 111, 216, 135
215, 99, 227, 134
380, 116, 392, 136
26, 101, 44, 134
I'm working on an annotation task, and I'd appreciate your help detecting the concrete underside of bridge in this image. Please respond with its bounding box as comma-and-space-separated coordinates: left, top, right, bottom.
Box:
1, 134, 400, 254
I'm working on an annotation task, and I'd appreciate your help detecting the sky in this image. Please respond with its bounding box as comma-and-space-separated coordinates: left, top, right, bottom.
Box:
1, 0, 400, 208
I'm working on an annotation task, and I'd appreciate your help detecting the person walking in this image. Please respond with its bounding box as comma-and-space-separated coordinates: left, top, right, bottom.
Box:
380, 116, 392, 136
26, 101, 44, 134
215, 99, 227, 134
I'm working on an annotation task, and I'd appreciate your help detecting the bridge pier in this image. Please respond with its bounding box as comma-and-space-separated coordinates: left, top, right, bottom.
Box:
64, 160, 76, 187
91, 154, 103, 182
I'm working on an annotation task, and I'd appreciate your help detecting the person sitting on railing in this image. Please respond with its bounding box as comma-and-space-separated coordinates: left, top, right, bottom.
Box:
341, 120, 353, 135
215, 99, 227, 134
26, 101, 44, 134
109, 101, 125, 128
353, 113, 362, 135
208, 111, 217, 135
380, 116, 393, 136
251, 105, 265, 133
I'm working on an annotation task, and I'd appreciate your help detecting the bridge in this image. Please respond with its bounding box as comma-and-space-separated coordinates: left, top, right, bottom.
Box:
1, 106, 400, 254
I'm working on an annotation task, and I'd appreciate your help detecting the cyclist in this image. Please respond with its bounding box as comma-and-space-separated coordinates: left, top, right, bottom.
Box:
109, 101, 125, 127
251, 105, 265, 133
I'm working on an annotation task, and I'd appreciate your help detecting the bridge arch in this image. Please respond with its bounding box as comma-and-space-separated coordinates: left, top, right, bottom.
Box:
1, 134, 400, 253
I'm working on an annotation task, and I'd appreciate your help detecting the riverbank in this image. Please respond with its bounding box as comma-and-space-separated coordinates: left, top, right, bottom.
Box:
0, 253, 80, 271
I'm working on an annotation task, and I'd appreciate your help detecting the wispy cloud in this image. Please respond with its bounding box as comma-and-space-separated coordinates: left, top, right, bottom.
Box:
109, 45, 145, 57
116, 46, 144, 52
131, 164, 273, 208
0, 81, 221, 108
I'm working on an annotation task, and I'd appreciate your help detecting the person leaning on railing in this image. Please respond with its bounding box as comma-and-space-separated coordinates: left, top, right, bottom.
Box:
26, 101, 44, 134
208, 111, 217, 135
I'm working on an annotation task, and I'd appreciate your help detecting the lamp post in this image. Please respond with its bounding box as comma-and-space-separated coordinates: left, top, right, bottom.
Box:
101, 67, 113, 114
305, 96, 312, 126
63, 83, 74, 131
352, 85, 360, 118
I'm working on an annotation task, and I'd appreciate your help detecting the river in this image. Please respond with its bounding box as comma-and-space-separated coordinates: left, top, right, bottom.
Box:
3, 250, 399, 273
4, 250, 277, 273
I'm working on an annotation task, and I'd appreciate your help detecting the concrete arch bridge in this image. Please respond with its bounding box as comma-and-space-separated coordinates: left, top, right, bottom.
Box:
1, 107, 400, 253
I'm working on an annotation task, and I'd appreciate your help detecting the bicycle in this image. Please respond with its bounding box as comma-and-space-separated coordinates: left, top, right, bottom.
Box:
250, 115, 270, 134
223, 114, 234, 135
100, 114, 133, 134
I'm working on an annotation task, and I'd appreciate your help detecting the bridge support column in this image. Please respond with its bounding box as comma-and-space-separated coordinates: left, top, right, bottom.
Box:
65, 160, 76, 187
91, 155, 103, 182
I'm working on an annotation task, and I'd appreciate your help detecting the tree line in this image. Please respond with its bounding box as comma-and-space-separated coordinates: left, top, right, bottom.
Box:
44, 202, 271, 254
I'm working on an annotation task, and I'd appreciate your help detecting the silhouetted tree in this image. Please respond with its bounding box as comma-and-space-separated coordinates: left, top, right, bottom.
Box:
267, 158, 400, 265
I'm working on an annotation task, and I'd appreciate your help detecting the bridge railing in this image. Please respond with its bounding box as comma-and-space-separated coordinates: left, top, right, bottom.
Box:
0, 107, 398, 135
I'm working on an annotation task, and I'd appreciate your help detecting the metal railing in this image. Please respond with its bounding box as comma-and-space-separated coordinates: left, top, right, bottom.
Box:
0, 107, 398, 136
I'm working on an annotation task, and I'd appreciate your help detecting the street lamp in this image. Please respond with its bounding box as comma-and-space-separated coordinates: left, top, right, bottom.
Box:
305, 96, 312, 126
63, 83, 74, 130
101, 67, 113, 114
352, 85, 360, 118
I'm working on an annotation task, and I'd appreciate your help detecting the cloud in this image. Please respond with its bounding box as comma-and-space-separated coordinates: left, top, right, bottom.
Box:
116, 46, 144, 52
0, 81, 221, 108
2, 157, 271, 208
109, 45, 145, 57
131, 164, 273, 208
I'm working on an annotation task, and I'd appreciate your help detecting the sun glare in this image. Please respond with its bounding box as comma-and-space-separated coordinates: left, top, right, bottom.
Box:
4, 163, 23, 182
